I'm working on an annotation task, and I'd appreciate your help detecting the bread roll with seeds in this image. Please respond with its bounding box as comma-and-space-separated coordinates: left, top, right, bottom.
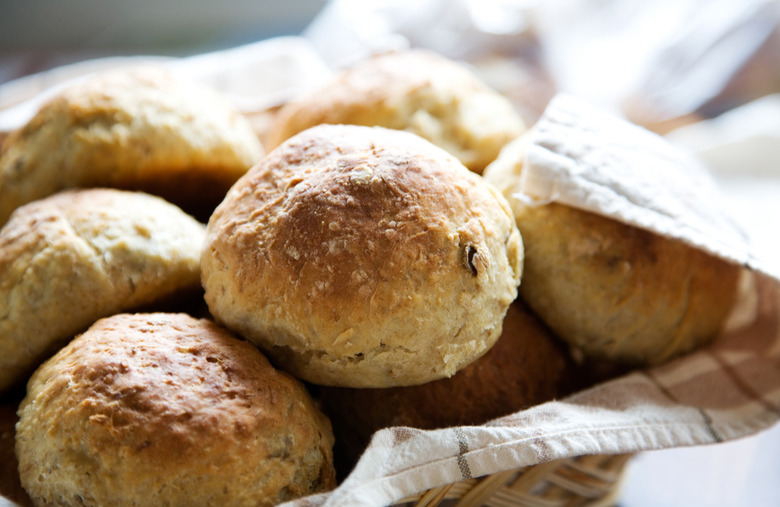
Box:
16, 313, 336, 507
0, 188, 205, 393
320, 301, 575, 472
0, 66, 264, 224
483, 134, 742, 365
202, 124, 523, 387
267, 49, 525, 174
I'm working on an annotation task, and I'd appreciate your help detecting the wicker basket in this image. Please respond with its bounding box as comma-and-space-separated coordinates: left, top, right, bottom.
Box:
394, 454, 633, 507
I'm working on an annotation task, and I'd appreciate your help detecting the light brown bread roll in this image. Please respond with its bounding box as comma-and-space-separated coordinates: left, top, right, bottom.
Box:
0, 188, 205, 394
202, 124, 523, 387
0, 66, 264, 225
16, 313, 336, 507
483, 135, 742, 365
267, 49, 526, 174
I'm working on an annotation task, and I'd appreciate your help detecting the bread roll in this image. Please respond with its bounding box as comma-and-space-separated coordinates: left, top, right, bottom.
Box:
16, 313, 336, 507
0, 66, 264, 225
484, 135, 742, 365
202, 124, 523, 387
267, 49, 525, 174
0, 188, 205, 393
320, 301, 574, 472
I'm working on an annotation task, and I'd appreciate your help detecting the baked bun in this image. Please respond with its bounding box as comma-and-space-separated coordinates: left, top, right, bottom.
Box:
483, 136, 742, 365
267, 49, 525, 174
0, 188, 205, 393
320, 300, 574, 470
0, 66, 264, 225
202, 124, 523, 387
16, 313, 336, 507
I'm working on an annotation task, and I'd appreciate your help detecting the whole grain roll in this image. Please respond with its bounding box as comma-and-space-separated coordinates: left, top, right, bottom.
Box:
202, 124, 523, 387
483, 135, 742, 365
0, 66, 264, 225
0, 188, 205, 393
320, 301, 574, 472
267, 49, 526, 174
16, 313, 336, 507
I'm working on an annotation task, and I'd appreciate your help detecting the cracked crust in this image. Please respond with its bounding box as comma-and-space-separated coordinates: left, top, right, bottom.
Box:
0, 189, 205, 393
266, 49, 525, 174
202, 124, 523, 387
484, 139, 742, 365
15, 313, 336, 507
0, 66, 264, 225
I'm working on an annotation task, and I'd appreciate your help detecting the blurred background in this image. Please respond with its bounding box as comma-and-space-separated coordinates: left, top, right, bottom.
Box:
2, 1, 780, 505
3, 0, 779, 129
0, 0, 326, 82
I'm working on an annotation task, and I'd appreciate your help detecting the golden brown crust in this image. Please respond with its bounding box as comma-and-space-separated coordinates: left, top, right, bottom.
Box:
267, 49, 525, 174
517, 202, 741, 364
202, 124, 523, 387
0, 66, 264, 225
483, 137, 742, 365
0, 189, 205, 394
320, 301, 575, 471
15, 313, 336, 507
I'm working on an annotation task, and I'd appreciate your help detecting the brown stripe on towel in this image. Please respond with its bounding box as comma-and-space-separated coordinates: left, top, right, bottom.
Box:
709, 351, 780, 417
714, 274, 780, 353
453, 427, 473, 480
533, 429, 553, 463
392, 427, 421, 446
644, 370, 724, 443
